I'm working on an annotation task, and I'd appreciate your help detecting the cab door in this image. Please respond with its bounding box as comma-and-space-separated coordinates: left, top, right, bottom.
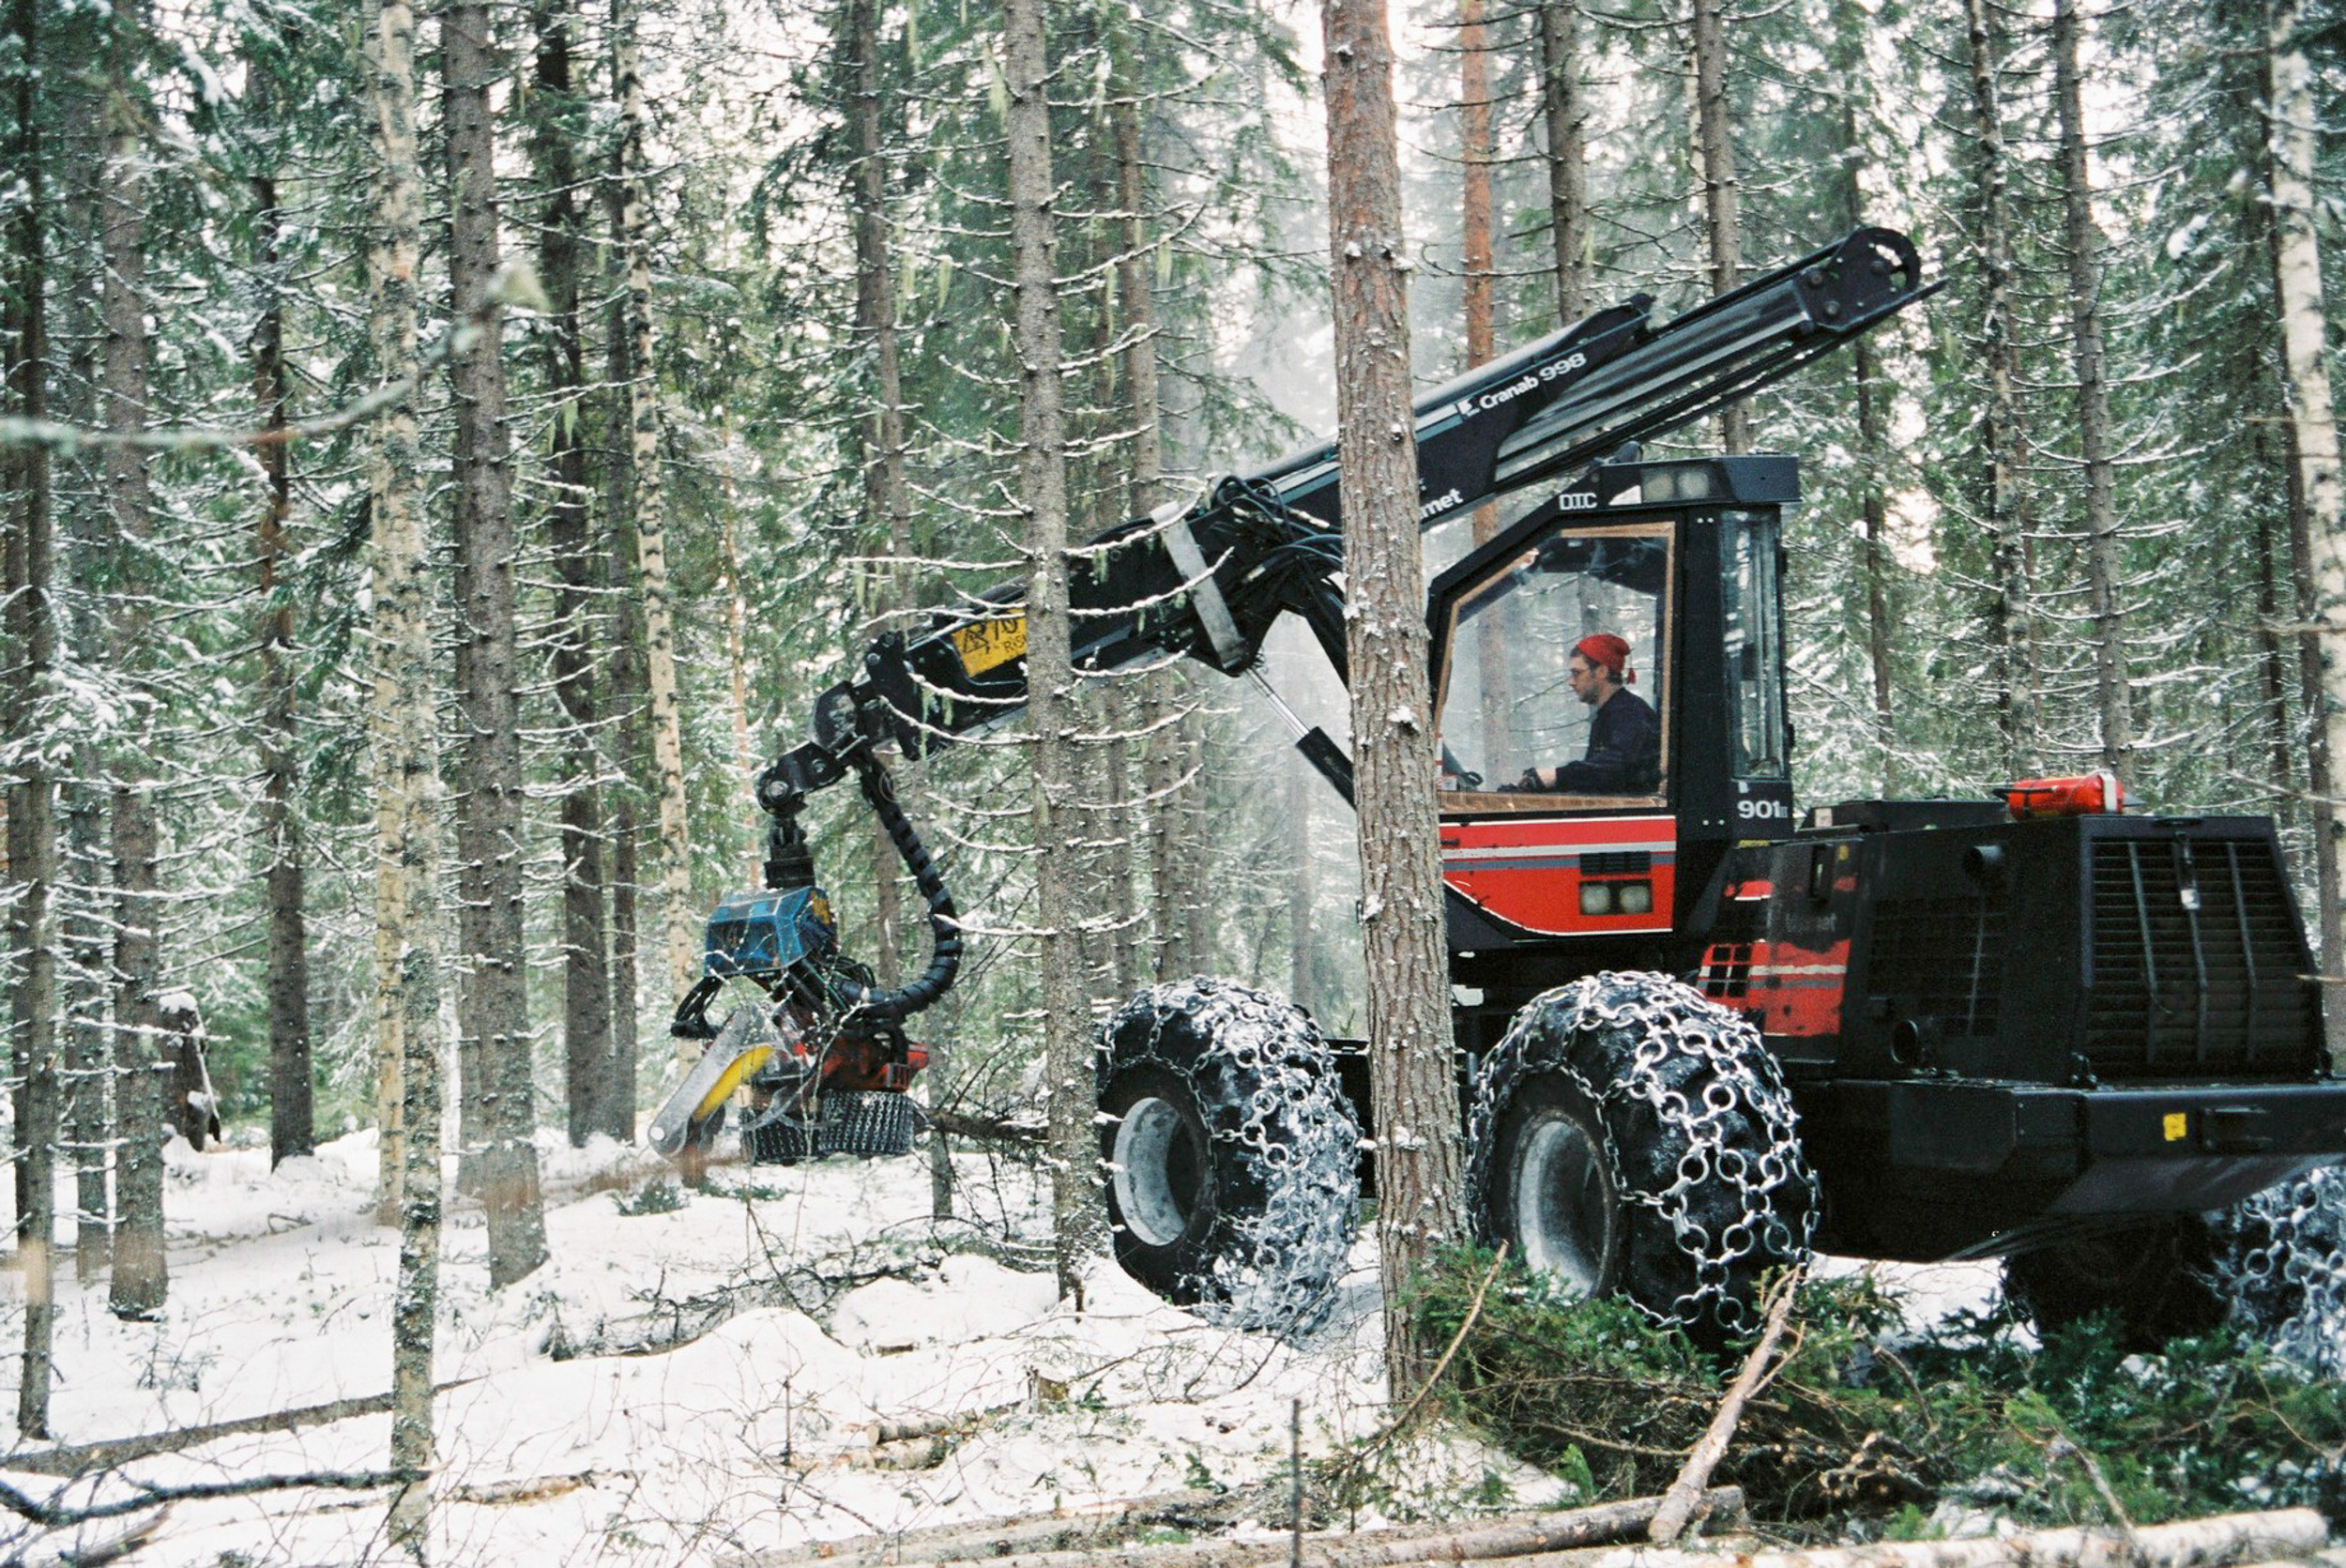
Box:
1431, 516, 1680, 941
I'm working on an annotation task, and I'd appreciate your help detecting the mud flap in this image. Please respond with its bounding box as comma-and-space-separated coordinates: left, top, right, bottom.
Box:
647, 1003, 785, 1160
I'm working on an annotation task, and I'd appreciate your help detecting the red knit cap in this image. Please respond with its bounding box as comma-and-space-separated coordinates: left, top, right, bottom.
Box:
1575, 633, 1630, 678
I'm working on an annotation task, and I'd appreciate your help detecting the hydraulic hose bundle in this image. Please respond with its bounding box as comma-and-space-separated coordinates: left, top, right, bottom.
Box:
837, 753, 961, 1020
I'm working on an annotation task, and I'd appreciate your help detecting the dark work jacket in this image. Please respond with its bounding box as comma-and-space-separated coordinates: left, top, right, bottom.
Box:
1558, 686, 1659, 794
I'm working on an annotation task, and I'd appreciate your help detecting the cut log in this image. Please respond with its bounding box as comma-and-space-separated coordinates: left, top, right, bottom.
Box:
1559, 1505, 2328, 1568
728, 1489, 1226, 1568
733, 1488, 1742, 1568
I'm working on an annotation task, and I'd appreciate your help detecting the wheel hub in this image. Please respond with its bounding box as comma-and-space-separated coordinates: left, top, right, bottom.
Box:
1113, 1095, 1206, 1246
1516, 1108, 1613, 1293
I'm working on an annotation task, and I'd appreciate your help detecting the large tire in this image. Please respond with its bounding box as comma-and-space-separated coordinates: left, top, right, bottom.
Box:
2018, 1168, 2346, 1361
1096, 979, 1362, 1334
2003, 1220, 2228, 1348
2016, 1166, 2346, 1367
2215, 1165, 2346, 1377
1467, 971, 1817, 1343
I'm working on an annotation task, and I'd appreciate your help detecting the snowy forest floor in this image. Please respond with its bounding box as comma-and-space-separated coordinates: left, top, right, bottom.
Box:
0, 1130, 2022, 1566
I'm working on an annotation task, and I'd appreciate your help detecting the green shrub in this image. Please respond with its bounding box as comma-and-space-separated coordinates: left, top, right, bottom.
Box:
617, 1180, 688, 1216
1411, 1247, 2346, 1535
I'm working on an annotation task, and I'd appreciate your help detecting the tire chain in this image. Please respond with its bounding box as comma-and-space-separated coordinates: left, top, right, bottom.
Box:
1466, 970, 1816, 1338
1099, 978, 1362, 1333
2212, 1164, 2346, 1378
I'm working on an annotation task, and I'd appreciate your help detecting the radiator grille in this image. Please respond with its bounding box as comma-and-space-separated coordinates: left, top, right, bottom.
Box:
1866, 897, 2004, 1036
2084, 835, 2316, 1079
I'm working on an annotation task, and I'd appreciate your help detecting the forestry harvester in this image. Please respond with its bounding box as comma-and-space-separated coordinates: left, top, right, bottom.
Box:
650, 227, 2346, 1344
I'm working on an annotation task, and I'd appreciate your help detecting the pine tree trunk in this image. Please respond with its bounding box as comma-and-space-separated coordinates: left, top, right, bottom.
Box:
534, 0, 615, 1149
64, 786, 110, 1283
1962, 0, 2040, 774
1320, 0, 1466, 1401
445, 0, 547, 1286
1145, 696, 1186, 979
2252, 412, 2296, 830
1830, 8, 1896, 791
1539, 0, 1590, 326
605, 292, 646, 1147
614, 8, 697, 1023
1125, 130, 1185, 991
1689, 0, 1744, 454
1002, 0, 1104, 1304
2051, 0, 2133, 778
99, 13, 166, 1310
2263, 0, 2346, 1049
6, 0, 58, 1435
1286, 760, 1316, 1014
251, 62, 314, 1166
846, 0, 912, 994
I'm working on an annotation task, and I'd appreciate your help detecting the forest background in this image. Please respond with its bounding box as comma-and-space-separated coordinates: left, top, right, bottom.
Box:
2, 0, 2344, 1420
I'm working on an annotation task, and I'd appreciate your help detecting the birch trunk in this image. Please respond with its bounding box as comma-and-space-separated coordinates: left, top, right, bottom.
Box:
1963, 0, 2040, 774
2265, 0, 2346, 1047
365, 0, 440, 1545
2051, 0, 2133, 778
614, 8, 697, 1024
1689, 0, 1744, 454
1320, 0, 1466, 1398
99, 8, 166, 1313
533, 0, 615, 1148
250, 57, 314, 1166
1002, 0, 1104, 1303
1540, 0, 1590, 327
444, 0, 547, 1286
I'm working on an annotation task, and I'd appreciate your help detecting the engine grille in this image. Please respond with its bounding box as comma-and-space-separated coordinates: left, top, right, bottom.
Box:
2084, 834, 2317, 1079
1866, 897, 2005, 1037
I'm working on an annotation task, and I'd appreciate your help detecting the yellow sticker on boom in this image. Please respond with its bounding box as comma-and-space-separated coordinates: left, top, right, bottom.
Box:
2163, 1112, 2188, 1142
952, 614, 1028, 676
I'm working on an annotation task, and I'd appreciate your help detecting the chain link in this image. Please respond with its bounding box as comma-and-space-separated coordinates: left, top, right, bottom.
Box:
1098, 978, 1361, 1334
1466, 970, 1816, 1338
2214, 1164, 2346, 1377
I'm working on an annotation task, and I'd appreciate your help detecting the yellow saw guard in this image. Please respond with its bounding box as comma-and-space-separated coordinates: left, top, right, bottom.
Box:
648, 1002, 785, 1159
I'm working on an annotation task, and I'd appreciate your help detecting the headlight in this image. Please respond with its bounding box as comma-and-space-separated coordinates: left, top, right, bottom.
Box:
1579, 883, 1615, 916
1617, 882, 1653, 915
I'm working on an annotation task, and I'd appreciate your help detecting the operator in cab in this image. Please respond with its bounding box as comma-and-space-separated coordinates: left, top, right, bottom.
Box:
1514, 633, 1658, 794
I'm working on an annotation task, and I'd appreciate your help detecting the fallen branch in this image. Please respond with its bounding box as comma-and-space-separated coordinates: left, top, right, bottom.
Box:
0, 1469, 411, 1528
729, 1488, 1226, 1567
17, 1503, 168, 1568
4, 1375, 486, 1478
1649, 1265, 1802, 1545
445, 1469, 622, 1507
926, 1107, 1045, 1145
1566, 1505, 2327, 1568
741, 1488, 1744, 1568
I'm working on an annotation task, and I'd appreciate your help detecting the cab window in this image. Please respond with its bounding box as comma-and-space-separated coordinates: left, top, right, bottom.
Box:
1436, 523, 1670, 807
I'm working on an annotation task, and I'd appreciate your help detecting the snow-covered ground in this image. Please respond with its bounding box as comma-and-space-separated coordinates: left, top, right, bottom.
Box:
0, 1130, 1755, 1566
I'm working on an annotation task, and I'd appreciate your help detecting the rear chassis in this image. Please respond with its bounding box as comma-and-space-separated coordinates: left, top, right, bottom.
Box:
1690, 805, 2346, 1261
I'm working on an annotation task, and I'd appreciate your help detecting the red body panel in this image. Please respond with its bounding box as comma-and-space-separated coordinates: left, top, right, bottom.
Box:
1700, 936, 1851, 1038
1438, 814, 1676, 936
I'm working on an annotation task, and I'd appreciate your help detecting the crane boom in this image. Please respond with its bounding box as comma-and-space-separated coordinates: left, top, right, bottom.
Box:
775, 225, 1932, 799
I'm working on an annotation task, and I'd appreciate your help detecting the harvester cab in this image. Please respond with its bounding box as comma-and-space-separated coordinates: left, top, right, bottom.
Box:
1429, 453, 1799, 986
